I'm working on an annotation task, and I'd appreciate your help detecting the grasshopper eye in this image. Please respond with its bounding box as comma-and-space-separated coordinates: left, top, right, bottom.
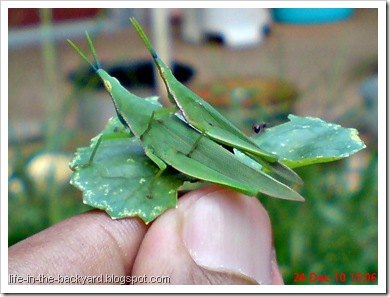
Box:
103, 80, 112, 92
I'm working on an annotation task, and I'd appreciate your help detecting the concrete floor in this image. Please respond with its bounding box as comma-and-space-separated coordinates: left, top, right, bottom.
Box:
8, 9, 378, 144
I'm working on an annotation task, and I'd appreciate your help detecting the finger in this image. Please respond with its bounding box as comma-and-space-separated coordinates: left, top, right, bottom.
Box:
271, 248, 285, 285
8, 210, 147, 284
132, 185, 281, 285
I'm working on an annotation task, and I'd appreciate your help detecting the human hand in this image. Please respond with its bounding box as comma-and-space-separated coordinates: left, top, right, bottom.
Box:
8, 185, 284, 285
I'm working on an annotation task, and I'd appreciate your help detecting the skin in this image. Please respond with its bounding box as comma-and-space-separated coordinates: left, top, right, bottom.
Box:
8, 186, 284, 285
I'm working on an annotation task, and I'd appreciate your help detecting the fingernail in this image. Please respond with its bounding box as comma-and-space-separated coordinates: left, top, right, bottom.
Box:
182, 188, 274, 284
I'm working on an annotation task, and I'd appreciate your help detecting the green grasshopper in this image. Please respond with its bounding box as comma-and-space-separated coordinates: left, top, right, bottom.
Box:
130, 17, 302, 185
67, 34, 304, 201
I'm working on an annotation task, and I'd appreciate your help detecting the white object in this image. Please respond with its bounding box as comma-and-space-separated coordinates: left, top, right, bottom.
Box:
181, 8, 270, 49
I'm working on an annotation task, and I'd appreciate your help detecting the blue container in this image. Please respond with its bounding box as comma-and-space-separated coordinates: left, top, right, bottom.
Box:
272, 8, 354, 24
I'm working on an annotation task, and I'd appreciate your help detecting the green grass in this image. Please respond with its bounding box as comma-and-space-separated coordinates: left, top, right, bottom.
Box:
262, 151, 378, 285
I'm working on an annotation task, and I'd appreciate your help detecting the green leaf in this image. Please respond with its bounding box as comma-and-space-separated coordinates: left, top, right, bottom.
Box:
69, 116, 185, 224
250, 115, 366, 168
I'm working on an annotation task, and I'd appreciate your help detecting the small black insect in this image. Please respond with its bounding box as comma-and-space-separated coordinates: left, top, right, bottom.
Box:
253, 122, 268, 134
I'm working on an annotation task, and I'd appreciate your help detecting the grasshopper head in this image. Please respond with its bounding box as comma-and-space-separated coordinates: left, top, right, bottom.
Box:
96, 69, 121, 95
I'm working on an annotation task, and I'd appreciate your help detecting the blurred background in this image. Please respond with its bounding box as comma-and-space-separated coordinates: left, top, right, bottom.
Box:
8, 8, 378, 284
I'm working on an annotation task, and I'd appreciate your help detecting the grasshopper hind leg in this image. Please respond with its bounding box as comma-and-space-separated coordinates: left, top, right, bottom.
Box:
186, 131, 206, 157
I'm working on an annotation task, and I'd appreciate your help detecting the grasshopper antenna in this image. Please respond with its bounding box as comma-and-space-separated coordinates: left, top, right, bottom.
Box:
85, 32, 102, 69
67, 32, 101, 71
130, 17, 158, 59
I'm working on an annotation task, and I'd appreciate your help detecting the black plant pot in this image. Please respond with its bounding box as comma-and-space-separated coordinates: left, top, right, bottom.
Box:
69, 60, 195, 91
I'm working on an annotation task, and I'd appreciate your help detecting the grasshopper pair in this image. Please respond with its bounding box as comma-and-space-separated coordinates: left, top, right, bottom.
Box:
68, 19, 304, 202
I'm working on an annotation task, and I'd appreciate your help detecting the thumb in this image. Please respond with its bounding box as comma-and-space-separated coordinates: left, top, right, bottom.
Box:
132, 185, 284, 285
